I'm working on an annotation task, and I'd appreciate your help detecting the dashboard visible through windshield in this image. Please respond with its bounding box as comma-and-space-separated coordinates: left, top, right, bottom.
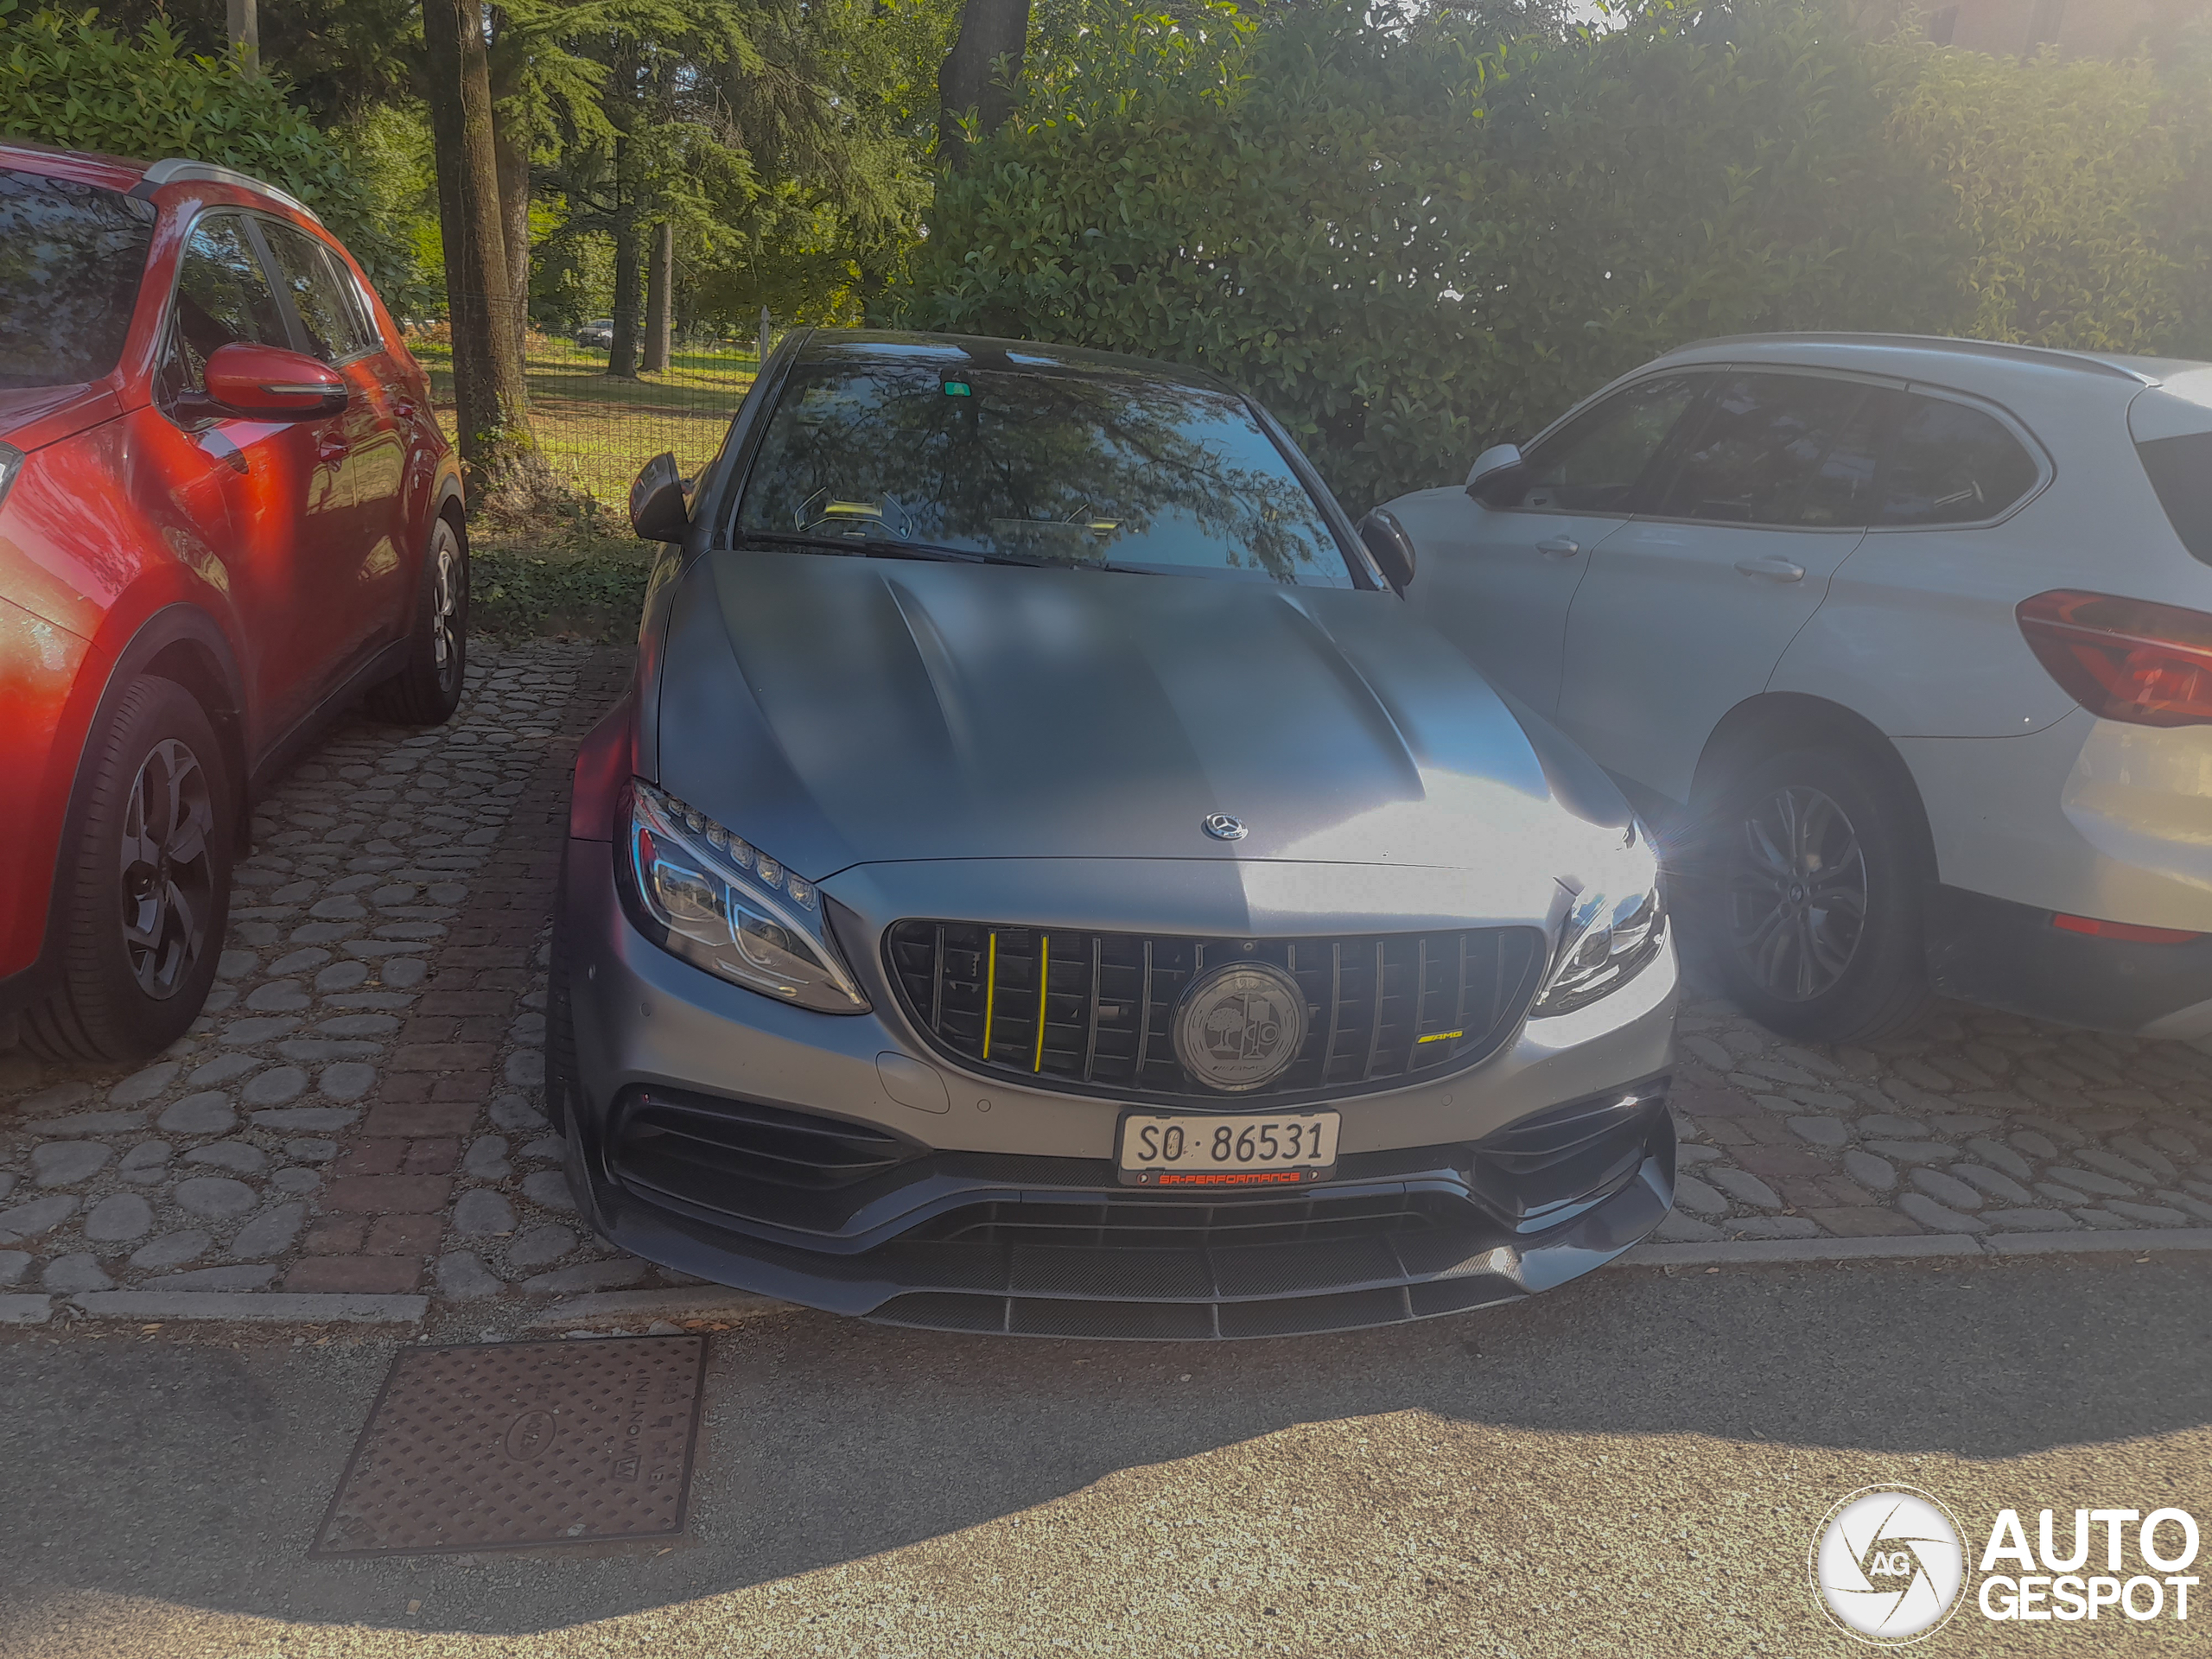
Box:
734, 355, 1357, 584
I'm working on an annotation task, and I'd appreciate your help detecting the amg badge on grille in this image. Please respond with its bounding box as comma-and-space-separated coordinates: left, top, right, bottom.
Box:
1202, 813, 1247, 841
1172, 962, 1307, 1092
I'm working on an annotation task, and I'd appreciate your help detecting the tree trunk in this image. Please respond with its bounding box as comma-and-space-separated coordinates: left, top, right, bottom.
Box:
226, 0, 258, 73
641, 220, 673, 373
938, 0, 1031, 172
487, 10, 531, 378
490, 110, 532, 375
608, 210, 641, 379
423, 0, 533, 491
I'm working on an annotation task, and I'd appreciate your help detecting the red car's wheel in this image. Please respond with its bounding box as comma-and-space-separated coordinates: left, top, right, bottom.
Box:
23, 675, 234, 1064
365, 514, 468, 726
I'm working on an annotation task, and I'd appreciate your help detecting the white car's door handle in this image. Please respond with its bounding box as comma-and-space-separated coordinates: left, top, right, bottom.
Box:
1535, 537, 1580, 559
1735, 556, 1806, 582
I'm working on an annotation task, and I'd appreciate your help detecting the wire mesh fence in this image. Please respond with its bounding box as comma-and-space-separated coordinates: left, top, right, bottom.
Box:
405, 322, 767, 507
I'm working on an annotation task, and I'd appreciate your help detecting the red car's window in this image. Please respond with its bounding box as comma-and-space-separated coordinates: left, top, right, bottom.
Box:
160, 214, 289, 400
0, 168, 155, 390
260, 219, 373, 364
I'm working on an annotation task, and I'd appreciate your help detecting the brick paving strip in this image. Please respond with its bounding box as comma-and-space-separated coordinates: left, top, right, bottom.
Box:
4, 638, 2212, 1332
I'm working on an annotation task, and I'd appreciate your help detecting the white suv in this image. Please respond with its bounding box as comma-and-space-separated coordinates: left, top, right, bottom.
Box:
1380, 333, 2212, 1044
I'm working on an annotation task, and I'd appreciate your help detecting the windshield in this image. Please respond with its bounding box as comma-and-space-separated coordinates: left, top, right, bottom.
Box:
735, 356, 1357, 584
0, 169, 154, 391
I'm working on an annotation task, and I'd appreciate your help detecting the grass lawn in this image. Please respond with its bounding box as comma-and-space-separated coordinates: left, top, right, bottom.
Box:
410, 336, 756, 505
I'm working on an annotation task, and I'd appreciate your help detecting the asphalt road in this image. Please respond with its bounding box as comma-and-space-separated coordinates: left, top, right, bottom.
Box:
2, 1255, 2208, 1659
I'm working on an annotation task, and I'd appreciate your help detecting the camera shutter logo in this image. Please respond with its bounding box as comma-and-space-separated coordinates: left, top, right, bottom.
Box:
1810, 1486, 1967, 1645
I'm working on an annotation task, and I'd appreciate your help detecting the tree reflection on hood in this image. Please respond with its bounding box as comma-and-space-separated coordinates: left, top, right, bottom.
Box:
737, 347, 1354, 585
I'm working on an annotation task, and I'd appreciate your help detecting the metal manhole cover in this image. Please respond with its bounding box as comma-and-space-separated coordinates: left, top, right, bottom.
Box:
310, 1336, 709, 1557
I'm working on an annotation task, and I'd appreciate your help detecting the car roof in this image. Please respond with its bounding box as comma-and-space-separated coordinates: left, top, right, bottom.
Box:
0, 142, 319, 224
1649, 331, 2212, 408
0, 138, 148, 194
794, 329, 1238, 394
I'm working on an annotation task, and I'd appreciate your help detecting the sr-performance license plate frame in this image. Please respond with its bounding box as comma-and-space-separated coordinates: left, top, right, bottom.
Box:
1114, 1109, 1340, 1188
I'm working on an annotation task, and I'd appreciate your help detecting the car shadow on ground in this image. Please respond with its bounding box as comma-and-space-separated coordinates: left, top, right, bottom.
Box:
0, 1254, 2205, 1642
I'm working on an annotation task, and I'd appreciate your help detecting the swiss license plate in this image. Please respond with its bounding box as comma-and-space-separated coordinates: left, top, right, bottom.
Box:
1115, 1109, 1340, 1187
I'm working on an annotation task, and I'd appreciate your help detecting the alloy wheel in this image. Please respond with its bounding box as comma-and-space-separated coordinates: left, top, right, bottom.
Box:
1722, 783, 1868, 1001
118, 737, 217, 999
431, 534, 461, 692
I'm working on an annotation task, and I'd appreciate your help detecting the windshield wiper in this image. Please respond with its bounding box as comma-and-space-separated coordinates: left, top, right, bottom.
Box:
734, 531, 1146, 573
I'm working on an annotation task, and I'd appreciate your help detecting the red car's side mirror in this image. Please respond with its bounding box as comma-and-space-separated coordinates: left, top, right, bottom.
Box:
203, 341, 347, 419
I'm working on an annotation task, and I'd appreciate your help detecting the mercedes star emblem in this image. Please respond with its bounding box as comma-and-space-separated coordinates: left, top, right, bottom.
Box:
1203, 813, 1247, 842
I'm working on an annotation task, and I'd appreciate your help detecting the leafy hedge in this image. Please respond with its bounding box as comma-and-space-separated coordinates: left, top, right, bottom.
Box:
895, 0, 2212, 508
469, 541, 653, 639
0, 7, 411, 294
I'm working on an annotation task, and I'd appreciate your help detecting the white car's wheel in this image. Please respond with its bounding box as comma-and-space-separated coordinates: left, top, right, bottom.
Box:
1696, 745, 1934, 1044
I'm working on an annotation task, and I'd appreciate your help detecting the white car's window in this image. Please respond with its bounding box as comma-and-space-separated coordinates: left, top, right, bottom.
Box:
1648, 372, 1879, 527
1877, 395, 2038, 525
2137, 432, 2212, 564
1509, 373, 1706, 514
1792, 390, 1894, 527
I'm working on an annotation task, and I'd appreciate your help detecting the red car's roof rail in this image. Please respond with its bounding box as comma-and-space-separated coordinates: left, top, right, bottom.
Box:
127, 157, 321, 226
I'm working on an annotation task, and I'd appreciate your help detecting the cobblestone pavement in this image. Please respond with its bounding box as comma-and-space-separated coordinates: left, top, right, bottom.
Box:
3, 637, 2211, 1322
0, 640, 691, 1314
1662, 988, 2212, 1244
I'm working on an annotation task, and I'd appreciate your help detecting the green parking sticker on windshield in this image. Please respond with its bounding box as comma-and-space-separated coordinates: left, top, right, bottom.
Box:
943, 380, 971, 397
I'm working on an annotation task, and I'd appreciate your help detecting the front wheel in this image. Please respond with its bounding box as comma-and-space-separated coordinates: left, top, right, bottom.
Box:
22, 676, 233, 1063
365, 514, 467, 725
1692, 745, 1932, 1045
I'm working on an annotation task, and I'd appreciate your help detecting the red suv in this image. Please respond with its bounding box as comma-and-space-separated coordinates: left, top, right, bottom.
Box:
0, 143, 467, 1064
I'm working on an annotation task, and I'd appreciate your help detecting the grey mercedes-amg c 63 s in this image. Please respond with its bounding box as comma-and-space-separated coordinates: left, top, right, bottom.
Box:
551, 328, 1680, 1338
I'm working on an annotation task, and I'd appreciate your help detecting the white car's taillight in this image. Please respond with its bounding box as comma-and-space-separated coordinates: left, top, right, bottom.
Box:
2017, 589, 2212, 728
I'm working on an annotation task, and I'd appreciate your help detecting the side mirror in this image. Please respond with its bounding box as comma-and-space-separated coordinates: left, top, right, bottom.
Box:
630, 451, 690, 543
202, 341, 346, 419
1358, 506, 1417, 594
1465, 442, 1528, 506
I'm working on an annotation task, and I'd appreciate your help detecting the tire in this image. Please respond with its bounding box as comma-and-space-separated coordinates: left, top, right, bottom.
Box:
1689, 744, 1933, 1045
543, 841, 582, 1138
22, 676, 234, 1064
365, 514, 468, 726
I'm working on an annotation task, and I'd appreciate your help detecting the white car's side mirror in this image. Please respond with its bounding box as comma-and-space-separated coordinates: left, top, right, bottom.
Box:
1465, 443, 1528, 505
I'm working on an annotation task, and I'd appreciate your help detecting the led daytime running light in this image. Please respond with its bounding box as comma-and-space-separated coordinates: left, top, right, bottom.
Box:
1531, 822, 1668, 1018
620, 780, 863, 1013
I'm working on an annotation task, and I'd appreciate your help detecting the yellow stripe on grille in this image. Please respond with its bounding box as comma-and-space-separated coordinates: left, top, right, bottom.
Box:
982, 931, 998, 1060
1034, 934, 1049, 1072
1415, 1028, 1465, 1044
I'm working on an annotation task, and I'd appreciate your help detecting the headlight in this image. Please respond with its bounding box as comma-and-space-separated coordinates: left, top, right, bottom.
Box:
1530, 821, 1667, 1018
617, 779, 869, 1014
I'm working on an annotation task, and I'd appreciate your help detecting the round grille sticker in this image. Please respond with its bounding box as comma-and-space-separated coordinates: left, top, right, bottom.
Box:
1171, 962, 1308, 1092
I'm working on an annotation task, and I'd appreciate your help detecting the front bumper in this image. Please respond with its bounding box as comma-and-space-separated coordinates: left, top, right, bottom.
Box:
559, 837, 1679, 1338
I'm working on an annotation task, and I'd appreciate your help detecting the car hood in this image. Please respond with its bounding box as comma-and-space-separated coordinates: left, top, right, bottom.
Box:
653, 550, 1631, 883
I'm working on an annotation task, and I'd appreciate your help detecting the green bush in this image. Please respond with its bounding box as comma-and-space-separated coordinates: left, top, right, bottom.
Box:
469, 540, 653, 639
0, 7, 411, 295
894, 0, 2212, 508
